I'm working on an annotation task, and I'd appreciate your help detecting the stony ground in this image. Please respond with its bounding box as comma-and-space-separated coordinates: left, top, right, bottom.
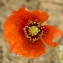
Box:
0, 0, 63, 63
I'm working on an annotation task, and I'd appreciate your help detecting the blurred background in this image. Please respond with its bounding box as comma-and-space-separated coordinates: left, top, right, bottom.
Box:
0, 0, 63, 63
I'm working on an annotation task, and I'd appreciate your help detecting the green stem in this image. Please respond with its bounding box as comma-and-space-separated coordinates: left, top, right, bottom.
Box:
54, 47, 62, 63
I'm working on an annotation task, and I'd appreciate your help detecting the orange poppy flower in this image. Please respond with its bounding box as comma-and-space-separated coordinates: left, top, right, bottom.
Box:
4, 7, 63, 58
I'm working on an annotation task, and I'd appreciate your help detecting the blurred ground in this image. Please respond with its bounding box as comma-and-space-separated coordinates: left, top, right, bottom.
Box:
0, 0, 63, 63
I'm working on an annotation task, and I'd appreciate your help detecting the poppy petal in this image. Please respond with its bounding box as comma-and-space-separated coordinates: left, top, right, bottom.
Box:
29, 39, 46, 58
4, 25, 22, 45
4, 17, 25, 30
10, 39, 46, 58
32, 10, 49, 22
42, 25, 63, 47
10, 39, 31, 58
4, 16, 27, 45
12, 7, 32, 21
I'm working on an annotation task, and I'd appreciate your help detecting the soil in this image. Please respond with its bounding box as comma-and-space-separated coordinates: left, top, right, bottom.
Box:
0, 0, 63, 63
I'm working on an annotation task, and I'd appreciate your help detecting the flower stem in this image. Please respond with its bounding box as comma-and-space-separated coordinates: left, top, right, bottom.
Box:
54, 47, 62, 63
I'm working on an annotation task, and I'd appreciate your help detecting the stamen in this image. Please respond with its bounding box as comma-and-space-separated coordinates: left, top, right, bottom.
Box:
34, 21, 36, 24
23, 20, 48, 42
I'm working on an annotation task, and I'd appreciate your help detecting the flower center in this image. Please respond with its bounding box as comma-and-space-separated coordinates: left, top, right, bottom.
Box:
28, 26, 39, 36
23, 20, 48, 42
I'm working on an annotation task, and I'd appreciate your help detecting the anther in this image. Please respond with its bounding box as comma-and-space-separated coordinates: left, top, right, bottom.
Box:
41, 27, 43, 29
26, 26, 28, 28
42, 26, 45, 29
34, 21, 36, 24
23, 20, 47, 42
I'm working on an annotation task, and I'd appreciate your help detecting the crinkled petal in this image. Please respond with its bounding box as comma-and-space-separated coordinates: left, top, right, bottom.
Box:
4, 16, 27, 30
42, 25, 63, 47
10, 39, 31, 58
29, 39, 46, 58
4, 24, 22, 45
32, 10, 49, 22
10, 39, 46, 58
12, 7, 32, 21
4, 16, 26, 45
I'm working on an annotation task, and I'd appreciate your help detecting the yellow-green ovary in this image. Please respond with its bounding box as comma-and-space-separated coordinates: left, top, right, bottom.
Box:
28, 26, 39, 36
